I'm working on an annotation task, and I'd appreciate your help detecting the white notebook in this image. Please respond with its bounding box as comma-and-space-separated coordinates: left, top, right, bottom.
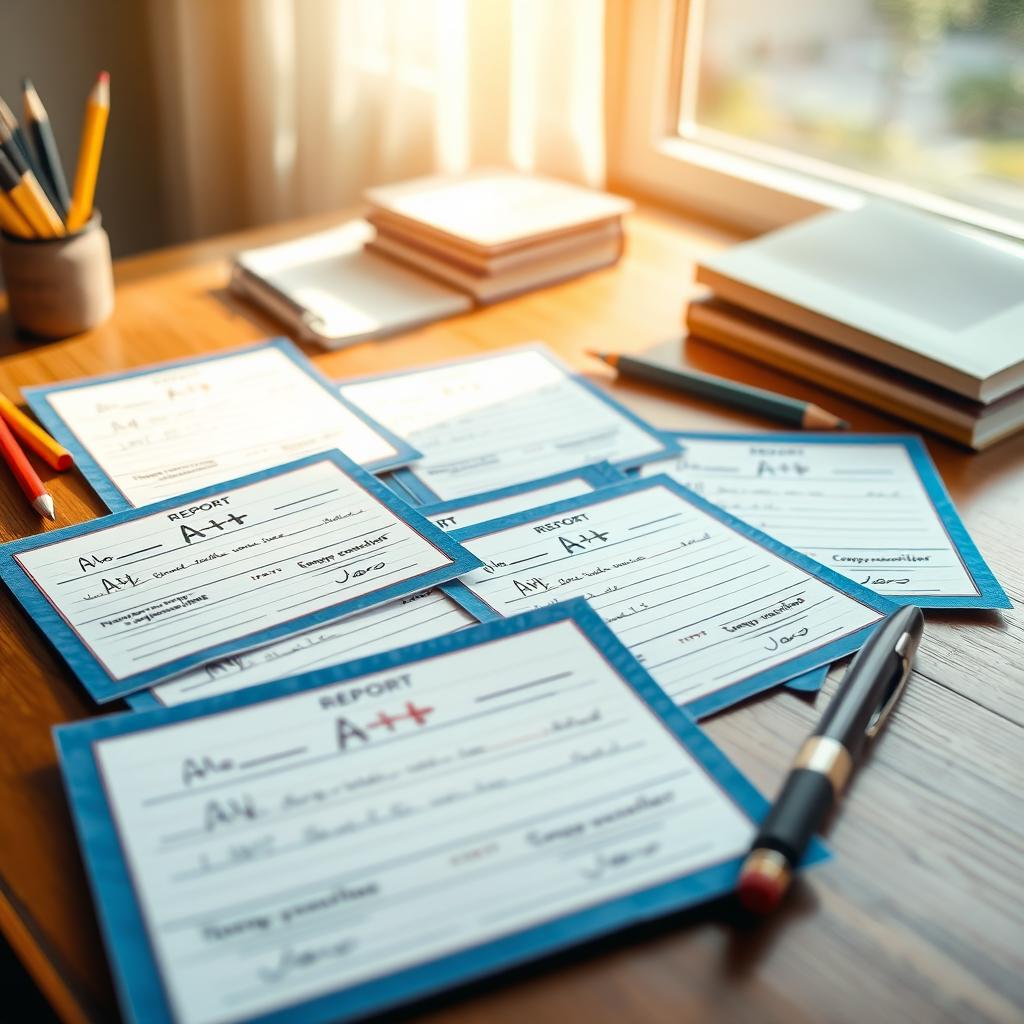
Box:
696, 202, 1024, 403
231, 220, 471, 349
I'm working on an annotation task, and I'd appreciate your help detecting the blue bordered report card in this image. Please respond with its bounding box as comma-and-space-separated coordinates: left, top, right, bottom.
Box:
418, 464, 830, 697
129, 585, 485, 711
127, 465, 623, 711
335, 343, 680, 504
23, 337, 419, 512
0, 451, 481, 703
417, 462, 626, 533
635, 432, 1009, 610
54, 599, 826, 1024
444, 475, 898, 719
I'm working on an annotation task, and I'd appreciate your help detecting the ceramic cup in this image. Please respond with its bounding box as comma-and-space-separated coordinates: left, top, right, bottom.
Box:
0, 213, 114, 338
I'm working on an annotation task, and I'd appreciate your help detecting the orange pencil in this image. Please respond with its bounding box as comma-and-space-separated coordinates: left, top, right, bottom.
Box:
0, 395, 73, 470
0, 414, 55, 519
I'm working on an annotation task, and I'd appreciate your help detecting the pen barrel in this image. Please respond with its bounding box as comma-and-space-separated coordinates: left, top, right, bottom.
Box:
617, 356, 806, 426
816, 606, 923, 757
752, 767, 835, 865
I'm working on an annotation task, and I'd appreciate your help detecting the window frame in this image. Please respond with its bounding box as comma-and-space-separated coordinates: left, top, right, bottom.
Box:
605, 0, 1024, 240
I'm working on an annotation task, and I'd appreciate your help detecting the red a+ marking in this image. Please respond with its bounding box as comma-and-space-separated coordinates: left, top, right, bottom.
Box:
401, 701, 434, 725
366, 702, 435, 731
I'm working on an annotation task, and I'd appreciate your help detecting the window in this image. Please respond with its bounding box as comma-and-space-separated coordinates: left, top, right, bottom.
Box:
608, 0, 1024, 238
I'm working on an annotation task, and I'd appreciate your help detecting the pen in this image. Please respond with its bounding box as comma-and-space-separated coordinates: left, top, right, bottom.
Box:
737, 605, 924, 912
587, 350, 847, 430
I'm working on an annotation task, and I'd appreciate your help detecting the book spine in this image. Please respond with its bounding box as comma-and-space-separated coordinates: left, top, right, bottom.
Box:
685, 301, 978, 449
694, 264, 986, 402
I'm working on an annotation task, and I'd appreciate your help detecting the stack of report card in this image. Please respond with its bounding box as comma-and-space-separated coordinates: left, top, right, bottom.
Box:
0, 337, 1007, 1024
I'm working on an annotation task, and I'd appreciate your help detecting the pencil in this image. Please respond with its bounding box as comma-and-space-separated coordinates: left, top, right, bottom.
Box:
0, 396, 73, 471
66, 72, 109, 233
0, 96, 42, 184
0, 138, 65, 237
22, 79, 71, 219
0, 414, 56, 520
0, 93, 64, 218
587, 350, 848, 431
0, 189, 33, 237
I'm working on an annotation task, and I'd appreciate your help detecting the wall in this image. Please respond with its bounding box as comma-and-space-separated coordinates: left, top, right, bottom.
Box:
0, 0, 170, 261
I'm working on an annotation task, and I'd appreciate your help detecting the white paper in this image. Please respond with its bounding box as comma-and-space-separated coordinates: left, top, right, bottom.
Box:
429, 477, 604, 532
638, 438, 980, 598
454, 483, 883, 707
43, 345, 402, 507
94, 618, 753, 1024
236, 220, 471, 343
149, 589, 478, 707
337, 348, 666, 500
15, 460, 457, 683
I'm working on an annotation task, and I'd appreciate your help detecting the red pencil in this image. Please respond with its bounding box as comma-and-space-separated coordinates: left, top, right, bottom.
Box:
0, 414, 55, 519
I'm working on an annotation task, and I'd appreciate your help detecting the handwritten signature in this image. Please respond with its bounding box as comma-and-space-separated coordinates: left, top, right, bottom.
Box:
763, 626, 809, 651
335, 561, 386, 586
579, 840, 661, 880
258, 938, 357, 983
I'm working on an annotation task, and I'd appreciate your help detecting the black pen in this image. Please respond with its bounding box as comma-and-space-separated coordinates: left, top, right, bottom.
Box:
737, 605, 924, 913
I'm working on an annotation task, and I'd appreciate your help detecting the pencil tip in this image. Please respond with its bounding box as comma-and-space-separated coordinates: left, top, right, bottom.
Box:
34, 494, 56, 521
22, 80, 44, 119
584, 349, 610, 365
802, 404, 847, 431
98, 71, 110, 85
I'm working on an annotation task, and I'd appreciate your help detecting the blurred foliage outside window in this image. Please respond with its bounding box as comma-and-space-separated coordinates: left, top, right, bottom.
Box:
685, 0, 1024, 222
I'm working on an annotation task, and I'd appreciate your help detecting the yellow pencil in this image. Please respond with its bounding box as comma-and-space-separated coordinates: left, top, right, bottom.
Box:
0, 128, 64, 237
0, 148, 63, 238
0, 189, 33, 237
66, 72, 109, 233
0, 396, 73, 470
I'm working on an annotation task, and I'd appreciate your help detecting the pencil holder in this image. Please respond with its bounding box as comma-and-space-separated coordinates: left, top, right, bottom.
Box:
1, 213, 114, 338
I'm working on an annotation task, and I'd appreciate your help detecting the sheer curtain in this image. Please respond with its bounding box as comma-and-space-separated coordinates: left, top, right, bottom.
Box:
148, 0, 606, 243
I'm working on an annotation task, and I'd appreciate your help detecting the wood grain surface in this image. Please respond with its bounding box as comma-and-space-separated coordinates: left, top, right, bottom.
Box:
0, 206, 1021, 1024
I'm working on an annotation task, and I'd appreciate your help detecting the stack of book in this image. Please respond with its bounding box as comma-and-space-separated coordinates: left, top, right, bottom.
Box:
687, 202, 1024, 450
365, 169, 633, 304
230, 170, 634, 349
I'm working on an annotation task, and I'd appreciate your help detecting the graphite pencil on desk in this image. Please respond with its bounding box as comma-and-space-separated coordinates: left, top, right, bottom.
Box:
587, 350, 847, 430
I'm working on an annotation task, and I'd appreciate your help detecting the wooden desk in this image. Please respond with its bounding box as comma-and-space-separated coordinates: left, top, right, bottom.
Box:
1, 208, 1021, 1024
